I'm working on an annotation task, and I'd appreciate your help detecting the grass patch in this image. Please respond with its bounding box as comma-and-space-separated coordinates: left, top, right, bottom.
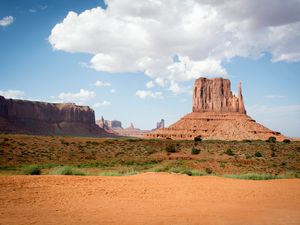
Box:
98, 169, 138, 176
52, 166, 86, 176
224, 173, 280, 180
151, 166, 206, 176
166, 145, 176, 153
254, 151, 262, 157
224, 148, 234, 156
0, 165, 17, 170
22, 165, 41, 175
191, 147, 201, 155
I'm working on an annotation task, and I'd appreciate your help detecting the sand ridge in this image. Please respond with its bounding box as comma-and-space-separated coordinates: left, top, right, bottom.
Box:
0, 173, 300, 225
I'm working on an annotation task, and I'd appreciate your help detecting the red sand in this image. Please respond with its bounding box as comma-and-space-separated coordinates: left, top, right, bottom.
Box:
0, 173, 300, 225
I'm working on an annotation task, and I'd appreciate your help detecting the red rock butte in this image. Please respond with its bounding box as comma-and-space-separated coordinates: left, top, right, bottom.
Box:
146, 77, 285, 141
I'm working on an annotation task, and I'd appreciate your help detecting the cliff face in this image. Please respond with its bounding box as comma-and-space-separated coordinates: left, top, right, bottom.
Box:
0, 96, 111, 137
192, 78, 246, 114
147, 77, 285, 141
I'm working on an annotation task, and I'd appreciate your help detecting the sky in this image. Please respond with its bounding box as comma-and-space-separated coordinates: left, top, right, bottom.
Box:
0, 0, 300, 137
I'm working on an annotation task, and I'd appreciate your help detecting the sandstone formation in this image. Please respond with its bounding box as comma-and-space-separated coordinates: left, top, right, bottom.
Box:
112, 122, 150, 138
96, 117, 149, 137
193, 78, 246, 114
0, 96, 112, 137
146, 77, 285, 141
156, 119, 165, 130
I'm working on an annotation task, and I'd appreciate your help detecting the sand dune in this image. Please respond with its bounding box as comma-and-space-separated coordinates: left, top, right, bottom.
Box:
0, 173, 299, 225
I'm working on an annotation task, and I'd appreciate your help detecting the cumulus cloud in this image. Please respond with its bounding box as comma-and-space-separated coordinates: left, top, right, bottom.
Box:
146, 81, 154, 89
136, 90, 163, 99
94, 80, 111, 87
56, 89, 95, 103
49, 0, 300, 84
0, 90, 24, 99
93, 101, 111, 107
0, 16, 14, 27
168, 80, 191, 94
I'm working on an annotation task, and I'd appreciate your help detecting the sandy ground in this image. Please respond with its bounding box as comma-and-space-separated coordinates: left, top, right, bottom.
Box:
0, 173, 300, 225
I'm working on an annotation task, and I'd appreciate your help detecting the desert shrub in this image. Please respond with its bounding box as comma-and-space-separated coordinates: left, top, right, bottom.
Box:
205, 167, 213, 174
165, 145, 176, 153
194, 136, 202, 142
22, 165, 41, 175
182, 169, 205, 176
271, 151, 276, 157
242, 139, 252, 143
52, 166, 86, 176
281, 162, 286, 166
219, 161, 226, 168
99, 169, 137, 176
224, 148, 234, 156
283, 139, 291, 143
254, 151, 262, 157
60, 139, 69, 146
267, 136, 276, 143
191, 147, 201, 155
167, 167, 205, 176
224, 173, 278, 180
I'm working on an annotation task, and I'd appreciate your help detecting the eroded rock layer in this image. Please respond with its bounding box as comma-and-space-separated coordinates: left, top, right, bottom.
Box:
146, 78, 285, 141
193, 77, 246, 113
0, 96, 111, 137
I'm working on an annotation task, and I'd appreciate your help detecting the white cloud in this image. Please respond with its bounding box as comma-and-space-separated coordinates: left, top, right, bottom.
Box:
136, 90, 163, 99
56, 89, 95, 103
49, 0, 300, 83
0, 16, 14, 27
29, 9, 37, 13
94, 80, 111, 87
0, 90, 24, 99
146, 81, 154, 89
168, 80, 192, 94
110, 89, 116, 93
93, 101, 111, 107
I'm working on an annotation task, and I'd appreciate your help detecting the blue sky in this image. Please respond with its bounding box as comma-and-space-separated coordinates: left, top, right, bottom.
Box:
0, 0, 300, 137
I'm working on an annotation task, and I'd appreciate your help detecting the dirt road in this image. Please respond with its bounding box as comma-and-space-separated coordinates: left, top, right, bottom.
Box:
0, 173, 299, 225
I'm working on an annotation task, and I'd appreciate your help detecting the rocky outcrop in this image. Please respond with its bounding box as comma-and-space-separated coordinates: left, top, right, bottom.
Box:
146, 77, 285, 141
0, 96, 112, 137
193, 78, 246, 114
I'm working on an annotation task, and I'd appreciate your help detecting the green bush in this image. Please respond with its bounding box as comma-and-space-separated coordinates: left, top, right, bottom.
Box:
99, 169, 137, 176
165, 145, 176, 153
224, 173, 277, 180
267, 136, 276, 143
283, 139, 291, 143
52, 166, 86, 176
205, 167, 213, 174
22, 165, 41, 175
224, 148, 234, 156
194, 136, 202, 142
191, 147, 201, 155
254, 151, 262, 157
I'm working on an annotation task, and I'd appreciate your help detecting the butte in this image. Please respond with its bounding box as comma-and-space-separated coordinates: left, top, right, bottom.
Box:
146, 77, 285, 141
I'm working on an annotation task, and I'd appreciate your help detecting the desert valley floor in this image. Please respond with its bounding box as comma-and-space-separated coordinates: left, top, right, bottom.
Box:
1, 173, 300, 225
0, 134, 300, 224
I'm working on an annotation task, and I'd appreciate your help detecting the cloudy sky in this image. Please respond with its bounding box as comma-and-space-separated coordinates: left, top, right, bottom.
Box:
0, 0, 300, 137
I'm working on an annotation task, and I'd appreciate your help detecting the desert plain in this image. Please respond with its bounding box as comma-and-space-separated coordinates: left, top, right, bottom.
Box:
0, 134, 300, 225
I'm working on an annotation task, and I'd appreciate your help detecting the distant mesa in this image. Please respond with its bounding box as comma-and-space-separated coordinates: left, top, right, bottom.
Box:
0, 96, 114, 137
155, 119, 165, 130
146, 77, 285, 141
96, 117, 150, 138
